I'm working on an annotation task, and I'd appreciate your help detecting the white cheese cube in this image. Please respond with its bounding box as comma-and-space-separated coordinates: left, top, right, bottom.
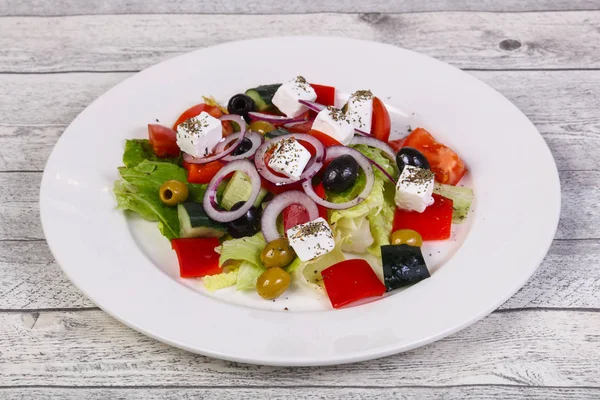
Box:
267, 138, 312, 179
311, 106, 355, 145
394, 165, 435, 213
345, 90, 373, 132
271, 76, 317, 117
287, 217, 335, 262
176, 111, 222, 158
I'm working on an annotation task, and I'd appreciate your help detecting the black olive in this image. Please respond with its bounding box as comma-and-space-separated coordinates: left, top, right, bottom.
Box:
225, 201, 261, 238
322, 155, 359, 193
230, 137, 253, 156
227, 94, 256, 122
396, 147, 430, 173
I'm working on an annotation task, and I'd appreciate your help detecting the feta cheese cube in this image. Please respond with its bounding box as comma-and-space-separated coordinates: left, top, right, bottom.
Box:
311, 106, 354, 145
345, 90, 373, 132
287, 217, 335, 261
267, 138, 312, 179
176, 111, 222, 158
271, 76, 317, 117
395, 165, 435, 213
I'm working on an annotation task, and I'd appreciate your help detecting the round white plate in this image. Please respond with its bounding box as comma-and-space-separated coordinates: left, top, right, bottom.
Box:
40, 37, 560, 366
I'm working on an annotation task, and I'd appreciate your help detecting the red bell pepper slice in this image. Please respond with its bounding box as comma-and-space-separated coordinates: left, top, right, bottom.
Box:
310, 83, 336, 106
183, 160, 225, 184
171, 237, 222, 278
392, 194, 453, 241
322, 259, 386, 309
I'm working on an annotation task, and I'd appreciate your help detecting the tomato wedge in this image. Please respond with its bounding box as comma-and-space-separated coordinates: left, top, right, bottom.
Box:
171, 237, 222, 278
147, 124, 180, 157
172, 103, 234, 137
281, 183, 328, 232
403, 127, 467, 185
392, 194, 453, 241
322, 259, 386, 309
183, 160, 225, 184
388, 138, 405, 153
310, 83, 336, 106
287, 120, 314, 134
371, 96, 391, 142
308, 129, 342, 147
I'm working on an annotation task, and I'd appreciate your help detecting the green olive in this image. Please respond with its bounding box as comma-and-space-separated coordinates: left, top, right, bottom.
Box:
261, 238, 296, 268
249, 120, 276, 135
159, 180, 189, 206
391, 229, 423, 247
257, 267, 291, 300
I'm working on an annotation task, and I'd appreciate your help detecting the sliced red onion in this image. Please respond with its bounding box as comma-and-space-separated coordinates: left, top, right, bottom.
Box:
350, 135, 396, 161
254, 133, 324, 186
217, 131, 263, 162
248, 111, 306, 125
368, 158, 397, 184
182, 114, 247, 164
261, 191, 319, 242
302, 146, 374, 210
202, 159, 262, 223
283, 118, 315, 129
298, 99, 326, 113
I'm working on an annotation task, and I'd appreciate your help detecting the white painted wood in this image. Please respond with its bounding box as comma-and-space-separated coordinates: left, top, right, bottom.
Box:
0, 309, 598, 386
3, 0, 600, 16
1, 387, 599, 400
1, 238, 599, 311
1, 12, 599, 72
1, 70, 599, 172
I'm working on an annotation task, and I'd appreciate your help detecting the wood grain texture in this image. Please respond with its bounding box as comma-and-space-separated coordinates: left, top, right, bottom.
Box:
1, 12, 600, 72
1, 70, 599, 172
3, 0, 600, 16
1, 387, 600, 400
0, 309, 599, 386
1, 238, 599, 311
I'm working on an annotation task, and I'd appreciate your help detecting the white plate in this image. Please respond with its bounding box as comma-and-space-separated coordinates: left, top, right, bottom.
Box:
40, 37, 560, 366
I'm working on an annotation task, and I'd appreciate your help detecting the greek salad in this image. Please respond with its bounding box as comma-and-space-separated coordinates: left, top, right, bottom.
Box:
113, 76, 473, 309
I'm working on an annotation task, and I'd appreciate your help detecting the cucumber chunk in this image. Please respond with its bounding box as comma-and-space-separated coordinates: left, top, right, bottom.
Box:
221, 171, 268, 211
178, 202, 226, 238
245, 84, 281, 112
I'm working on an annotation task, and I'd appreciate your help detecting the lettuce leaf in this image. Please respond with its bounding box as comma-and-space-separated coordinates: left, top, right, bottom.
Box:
236, 261, 266, 290
328, 145, 398, 257
113, 158, 206, 239
202, 270, 238, 292
123, 139, 181, 168
288, 234, 345, 289
218, 232, 266, 268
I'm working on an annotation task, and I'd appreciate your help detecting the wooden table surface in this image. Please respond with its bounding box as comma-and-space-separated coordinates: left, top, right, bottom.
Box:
1, 1, 600, 398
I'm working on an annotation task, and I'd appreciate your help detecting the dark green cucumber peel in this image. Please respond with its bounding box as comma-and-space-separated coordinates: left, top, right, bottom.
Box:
178, 202, 226, 238
245, 84, 281, 112
382, 244, 430, 292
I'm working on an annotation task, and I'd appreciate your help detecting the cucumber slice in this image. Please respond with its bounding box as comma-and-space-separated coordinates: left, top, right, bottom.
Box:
245, 84, 281, 112
178, 202, 226, 238
221, 171, 268, 211
433, 183, 474, 223
264, 128, 291, 139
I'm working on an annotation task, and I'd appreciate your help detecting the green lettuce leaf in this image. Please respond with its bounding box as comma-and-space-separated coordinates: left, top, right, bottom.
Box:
202, 270, 239, 292
236, 261, 266, 290
218, 232, 266, 268
289, 234, 345, 289
113, 159, 207, 239
123, 139, 181, 168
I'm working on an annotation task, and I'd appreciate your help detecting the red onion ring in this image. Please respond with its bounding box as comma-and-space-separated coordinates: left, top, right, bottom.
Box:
248, 111, 307, 125
283, 119, 315, 129
261, 191, 319, 242
368, 159, 397, 184
254, 133, 324, 186
302, 146, 375, 210
182, 114, 247, 164
202, 160, 262, 223
350, 135, 396, 161
298, 99, 326, 113
217, 131, 263, 162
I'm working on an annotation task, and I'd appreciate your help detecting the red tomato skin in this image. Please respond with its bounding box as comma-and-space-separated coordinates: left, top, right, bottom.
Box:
388, 138, 405, 153
310, 83, 336, 106
308, 129, 342, 147
314, 183, 329, 220
402, 127, 467, 185
371, 97, 391, 142
171, 237, 222, 278
147, 124, 180, 157
183, 160, 225, 184
392, 194, 453, 241
322, 259, 386, 309
172, 104, 222, 130
287, 120, 314, 134
283, 204, 311, 233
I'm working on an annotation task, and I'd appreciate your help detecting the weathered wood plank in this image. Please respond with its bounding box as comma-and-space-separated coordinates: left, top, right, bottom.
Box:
1, 12, 599, 72
0, 309, 598, 386
1, 238, 599, 311
1, 71, 599, 172
1, 386, 599, 400
3, 0, 600, 16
